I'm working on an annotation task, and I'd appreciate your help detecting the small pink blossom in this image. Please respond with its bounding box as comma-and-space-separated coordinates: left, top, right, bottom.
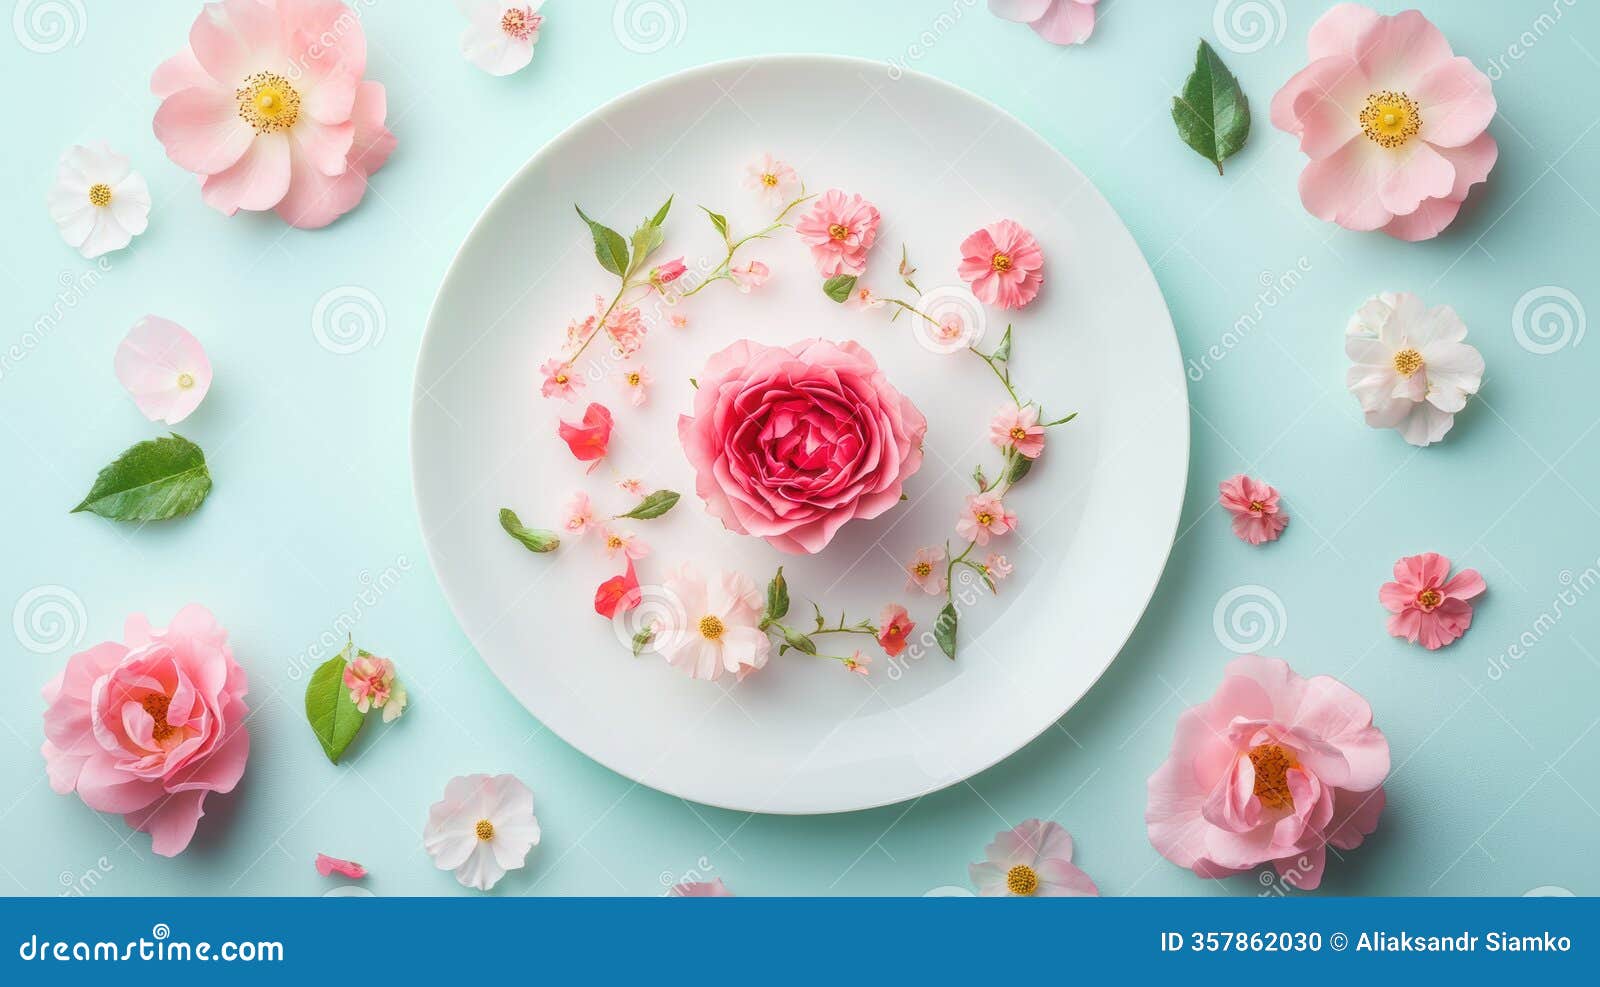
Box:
877, 605, 914, 658
114, 316, 212, 425
672, 878, 733, 897
649, 257, 686, 289
745, 152, 799, 207
850, 284, 883, 310
985, 554, 1013, 581
989, 404, 1045, 459
1218, 474, 1289, 546
342, 652, 408, 722
601, 299, 647, 356
600, 525, 649, 561
315, 853, 367, 879
459, 1, 545, 76
959, 219, 1044, 310
615, 364, 652, 407
795, 189, 880, 278
562, 313, 597, 356
905, 546, 947, 595
617, 477, 648, 497
957, 493, 1016, 545
1379, 552, 1485, 651
989, 0, 1099, 46
842, 650, 871, 677
654, 564, 769, 681
561, 491, 596, 536
970, 819, 1098, 897
729, 260, 770, 293
539, 357, 583, 400
669, 313, 690, 329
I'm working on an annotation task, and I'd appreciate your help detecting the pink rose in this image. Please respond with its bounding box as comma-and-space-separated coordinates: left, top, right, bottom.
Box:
679, 338, 927, 555
41, 605, 250, 857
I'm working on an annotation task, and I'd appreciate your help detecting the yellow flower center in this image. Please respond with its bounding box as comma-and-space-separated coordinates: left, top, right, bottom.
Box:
177, 372, 195, 389
1392, 347, 1424, 378
912, 561, 932, 578
991, 252, 1013, 273
475, 819, 495, 841
828, 223, 850, 241
626, 372, 641, 386
236, 71, 301, 134
87, 183, 113, 208
500, 7, 534, 40
761, 172, 778, 187
606, 535, 623, 550
1248, 743, 1298, 810
1360, 90, 1421, 148
1417, 587, 1443, 611
1247, 500, 1265, 513
698, 615, 725, 641
975, 511, 995, 526
142, 693, 174, 744
1008, 425, 1027, 442
1005, 864, 1039, 896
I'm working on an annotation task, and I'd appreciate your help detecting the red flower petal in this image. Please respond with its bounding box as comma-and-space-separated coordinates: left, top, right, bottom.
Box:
594, 559, 641, 619
559, 402, 613, 469
314, 853, 367, 879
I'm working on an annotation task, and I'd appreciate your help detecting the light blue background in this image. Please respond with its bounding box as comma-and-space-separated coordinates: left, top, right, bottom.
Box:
3, 0, 1597, 897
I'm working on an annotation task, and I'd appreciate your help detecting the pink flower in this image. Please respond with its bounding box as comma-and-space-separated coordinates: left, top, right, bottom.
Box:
905, 546, 947, 595
458, 1, 545, 77
877, 605, 914, 658
729, 259, 770, 293
600, 525, 649, 561
989, 404, 1045, 459
594, 559, 642, 620
115, 316, 212, 425
1270, 5, 1497, 241
654, 564, 770, 681
617, 477, 648, 497
314, 853, 367, 879
1218, 474, 1288, 546
1379, 552, 1485, 650
679, 339, 927, 554
615, 364, 652, 407
41, 605, 249, 857
669, 313, 690, 329
561, 313, 597, 356
342, 653, 407, 722
970, 819, 1098, 897
602, 301, 647, 357
561, 491, 596, 536
989, 0, 1099, 46
959, 220, 1044, 309
843, 651, 871, 677
1146, 655, 1389, 890
539, 357, 583, 401
794, 189, 880, 278
672, 878, 733, 897
745, 152, 798, 207
423, 773, 540, 891
849, 284, 882, 310
957, 492, 1016, 545
558, 403, 613, 471
984, 554, 1013, 581
649, 257, 686, 288
151, 0, 396, 229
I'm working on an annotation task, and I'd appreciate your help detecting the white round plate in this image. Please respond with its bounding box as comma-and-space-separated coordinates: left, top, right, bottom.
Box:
412, 55, 1187, 813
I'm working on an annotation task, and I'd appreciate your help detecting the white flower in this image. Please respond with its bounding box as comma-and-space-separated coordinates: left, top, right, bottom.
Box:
48, 143, 150, 259
1345, 291, 1484, 447
458, 0, 544, 76
423, 773, 541, 891
656, 564, 770, 682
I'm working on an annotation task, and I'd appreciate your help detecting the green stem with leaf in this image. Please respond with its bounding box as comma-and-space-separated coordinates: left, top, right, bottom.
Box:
681, 191, 814, 298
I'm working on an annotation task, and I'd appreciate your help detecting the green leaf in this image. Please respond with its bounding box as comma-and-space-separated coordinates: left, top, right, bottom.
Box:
1172, 39, 1250, 175
629, 222, 664, 273
972, 465, 990, 492
935, 603, 959, 660
1044, 412, 1079, 427
812, 601, 826, 632
991, 325, 1013, 363
499, 508, 560, 553
71, 433, 212, 522
823, 274, 857, 303
780, 625, 817, 655
702, 207, 729, 241
305, 650, 365, 764
765, 567, 790, 622
575, 204, 630, 276
1006, 452, 1035, 485
650, 194, 674, 228
618, 489, 680, 520
631, 626, 655, 656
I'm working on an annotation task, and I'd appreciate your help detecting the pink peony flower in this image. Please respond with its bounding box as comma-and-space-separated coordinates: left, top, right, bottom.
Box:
842, 650, 871, 677
729, 259, 770, 293
41, 605, 250, 857
984, 554, 1013, 582
115, 316, 212, 425
989, 404, 1045, 459
970, 819, 1098, 897
558, 403, 613, 471
989, 0, 1099, 46
957, 492, 1016, 546
794, 189, 880, 278
672, 877, 733, 897
654, 564, 769, 681
959, 220, 1045, 309
458, 1, 544, 77
905, 546, 947, 595
679, 338, 926, 554
1270, 4, 1497, 241
877, 604, 914, 658
615, 364, 652, 407
1379, 552, 1485, 650
1218, 474, 1288, 545
315, 853, 367, 879
594, 559, 642, 620
561, 491, 596, 536
649, 257, 686, 289
745, 152, 798, 208
539, 357, 583, 401
342, 653, 407, 722
600, 525, 649, 561
1146, 655, 1388, 890
151, 0, 396, 229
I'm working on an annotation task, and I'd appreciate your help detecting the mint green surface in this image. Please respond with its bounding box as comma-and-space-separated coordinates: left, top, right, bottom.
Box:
3, 0, 1597, 897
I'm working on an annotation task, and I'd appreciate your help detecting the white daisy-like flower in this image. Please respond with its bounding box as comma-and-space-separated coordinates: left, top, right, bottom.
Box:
1345, 291, 1484, 447
423, 773, 541, 891
48, 143, 150, 259
457, 0, 545, 76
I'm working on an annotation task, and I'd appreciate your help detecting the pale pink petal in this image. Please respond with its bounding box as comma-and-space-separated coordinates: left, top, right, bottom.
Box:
1306, 3, 1382, 60
152, 85, 255, 175
1378, 141, 1455, 217
125, 789, 208, 858
1413, 57, 1495, 147
988, 0, 1052, 22
1030, 0, 1096, 45
1298, 138, 1394, 231
201, 131, 292, 214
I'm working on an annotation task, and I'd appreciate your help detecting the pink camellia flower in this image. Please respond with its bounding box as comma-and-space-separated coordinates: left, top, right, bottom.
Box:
558, 403, 613, 471
654, 564, 769, 681
970, 819, 1099, 897
600, 525, 649, 561
729, 259, 770, 293
1270, 4, 1497, 241
151, 0, 396, 229
315, 853, 367, 879
1218, 474, 1289, 546
679, 338, 926, 554
959, 220, 1044, 310
41, 605, 249, 857
985, 554, 1013, 582
877, 604, 914, 658
842, 650, 871, 677
539, 357, 582, 401
1379, 552, 1485, 650
615, 364, 652, 407
989, 404, 1045, 459
1146, 655, 1389, 890
561, 491, 595, 536
745, 152, 799, 208
649, 257, 686, 289
671, 878, 733, 897
342, 653, 407, 722
988, 0, 1099, 46
457, 0, 544, 77
794, 189, 881, 277
957, 492, 1016, 546
905, 546, 947, 595
114, 316, 213, 425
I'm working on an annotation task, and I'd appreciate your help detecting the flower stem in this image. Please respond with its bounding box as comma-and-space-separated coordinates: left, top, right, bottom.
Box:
681, 192, 815, 298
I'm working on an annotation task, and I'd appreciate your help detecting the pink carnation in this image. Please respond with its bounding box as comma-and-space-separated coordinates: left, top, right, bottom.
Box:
1379, 552, 1485, 650
794, 189, 880, 278
959, 220, 1044, 309
1218, 474, 1288, 545
41, 605, 250, 857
